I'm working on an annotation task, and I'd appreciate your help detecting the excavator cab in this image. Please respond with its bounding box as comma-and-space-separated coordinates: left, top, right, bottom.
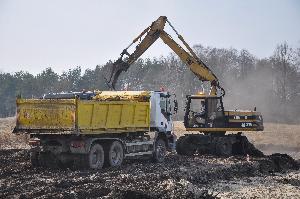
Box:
184, 95, 226, 129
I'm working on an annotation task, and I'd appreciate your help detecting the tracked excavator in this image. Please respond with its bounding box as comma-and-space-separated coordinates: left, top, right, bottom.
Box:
107, 16, 264, 156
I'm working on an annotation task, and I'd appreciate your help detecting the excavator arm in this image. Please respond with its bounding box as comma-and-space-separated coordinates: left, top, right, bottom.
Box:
107, 16, 224, 96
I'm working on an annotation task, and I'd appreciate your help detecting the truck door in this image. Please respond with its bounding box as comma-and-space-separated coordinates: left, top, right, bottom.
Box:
160, 94, 171, 121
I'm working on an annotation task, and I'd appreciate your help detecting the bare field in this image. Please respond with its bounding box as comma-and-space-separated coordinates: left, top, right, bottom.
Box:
244, 123, 300, 159
0, 117, 29, 149
0, 118, 300, 198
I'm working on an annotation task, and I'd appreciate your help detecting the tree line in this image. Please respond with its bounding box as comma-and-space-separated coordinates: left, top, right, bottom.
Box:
0, 42, 299, 123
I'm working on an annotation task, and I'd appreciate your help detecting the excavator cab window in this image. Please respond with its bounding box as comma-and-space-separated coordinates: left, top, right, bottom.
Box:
188, 98, 206, 127
184, 96, 226, 128
206, 97, 225, 128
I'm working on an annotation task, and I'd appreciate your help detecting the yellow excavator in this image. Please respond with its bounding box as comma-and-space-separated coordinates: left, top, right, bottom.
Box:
107, 16, 264, 156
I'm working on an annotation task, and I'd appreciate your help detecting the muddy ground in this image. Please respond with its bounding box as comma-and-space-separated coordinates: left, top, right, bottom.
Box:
0, 149, 299, 199
0, 118, 300, 198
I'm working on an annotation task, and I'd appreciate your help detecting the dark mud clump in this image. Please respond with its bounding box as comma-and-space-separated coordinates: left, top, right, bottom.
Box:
269, 153, 299, 171
258, 153, 299, 174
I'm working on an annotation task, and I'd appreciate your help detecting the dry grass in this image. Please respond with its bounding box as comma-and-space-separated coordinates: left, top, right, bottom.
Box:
244, 123, 300, 159
0, 117, 29, 149
244, 123, 300, 148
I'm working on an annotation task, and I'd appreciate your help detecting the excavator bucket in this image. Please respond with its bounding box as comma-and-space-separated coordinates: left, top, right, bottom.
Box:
107, 58, 130, 90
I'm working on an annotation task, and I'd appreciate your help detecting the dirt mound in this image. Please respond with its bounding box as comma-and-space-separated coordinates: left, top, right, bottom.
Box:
269, 153, 299, 171
258, 153, 299, 174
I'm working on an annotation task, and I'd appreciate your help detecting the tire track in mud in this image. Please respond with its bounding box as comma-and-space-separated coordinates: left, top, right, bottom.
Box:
0, 149, 299, 199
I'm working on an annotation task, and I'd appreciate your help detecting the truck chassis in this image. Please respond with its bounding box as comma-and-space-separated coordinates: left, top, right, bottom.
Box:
29, 131, 174, 169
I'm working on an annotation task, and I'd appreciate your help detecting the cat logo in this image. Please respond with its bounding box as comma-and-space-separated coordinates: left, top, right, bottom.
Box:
242, 123, 253, 127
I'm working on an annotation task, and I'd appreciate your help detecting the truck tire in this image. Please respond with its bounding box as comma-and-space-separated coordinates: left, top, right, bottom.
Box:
153, 139, 166, 163
88, 144, 105, 170
106, 141, 124, 167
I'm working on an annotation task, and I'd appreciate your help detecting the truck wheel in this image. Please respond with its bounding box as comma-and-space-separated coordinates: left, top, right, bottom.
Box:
88, 144, 105, 170
30, 151, 39, 167
107, 141, 124, 167
153, 139, 166, 163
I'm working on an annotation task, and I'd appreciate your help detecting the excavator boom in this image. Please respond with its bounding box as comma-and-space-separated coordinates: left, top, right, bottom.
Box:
107, 16, 223, 95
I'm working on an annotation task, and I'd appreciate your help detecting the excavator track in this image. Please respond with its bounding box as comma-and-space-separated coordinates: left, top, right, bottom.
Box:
176, 133, 264, 157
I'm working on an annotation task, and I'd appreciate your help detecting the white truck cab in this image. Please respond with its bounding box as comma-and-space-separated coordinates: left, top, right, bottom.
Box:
150, 91, 174, 133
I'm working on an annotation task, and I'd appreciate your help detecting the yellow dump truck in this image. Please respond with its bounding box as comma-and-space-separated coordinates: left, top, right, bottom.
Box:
13, 91, 177, 169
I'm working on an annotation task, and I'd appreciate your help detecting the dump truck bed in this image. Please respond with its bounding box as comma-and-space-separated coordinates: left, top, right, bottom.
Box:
15, 98, 150, 134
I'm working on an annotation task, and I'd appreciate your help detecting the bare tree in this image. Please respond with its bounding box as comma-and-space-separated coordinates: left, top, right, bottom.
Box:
239, 49, 255, 79
271, 42, 296, 104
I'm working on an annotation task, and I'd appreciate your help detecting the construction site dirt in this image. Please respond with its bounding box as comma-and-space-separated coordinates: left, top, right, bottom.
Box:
1, 118, 300, 199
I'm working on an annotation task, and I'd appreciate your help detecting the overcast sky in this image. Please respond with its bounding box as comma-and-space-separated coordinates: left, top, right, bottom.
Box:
0, 0, 299, 74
